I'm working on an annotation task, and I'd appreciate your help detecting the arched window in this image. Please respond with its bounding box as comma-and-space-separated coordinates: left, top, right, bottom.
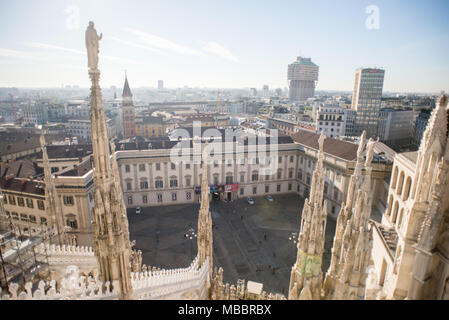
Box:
392, 201, 399, 224
397, 171, 405, 196
397, 208, 404, 229
391, 166, 398, 189
402, 177, 412, 201
386, 195, 393, 216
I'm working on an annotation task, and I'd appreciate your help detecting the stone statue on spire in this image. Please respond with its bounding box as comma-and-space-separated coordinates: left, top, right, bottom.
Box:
85, 21, 102, 70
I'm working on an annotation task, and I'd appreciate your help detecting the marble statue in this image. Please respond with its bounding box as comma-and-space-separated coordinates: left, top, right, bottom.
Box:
85, 21, 102, 70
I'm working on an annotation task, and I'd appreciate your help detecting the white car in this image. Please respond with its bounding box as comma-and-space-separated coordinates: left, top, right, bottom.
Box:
135, 206, 142, 214
247, 197, 255, 205
266, 195, 273, 202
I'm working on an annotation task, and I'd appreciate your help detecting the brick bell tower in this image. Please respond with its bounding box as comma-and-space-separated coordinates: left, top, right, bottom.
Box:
121, 73, 135, 138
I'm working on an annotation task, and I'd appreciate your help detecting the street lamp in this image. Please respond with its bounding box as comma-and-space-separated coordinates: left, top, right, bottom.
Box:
184, 228, 197, 261
288, 232, 298, 255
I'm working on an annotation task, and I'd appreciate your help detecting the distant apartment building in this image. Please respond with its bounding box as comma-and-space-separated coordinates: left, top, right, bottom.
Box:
67, 118, 114, 142
66, 100, 90, 118
22, 103, 48, 125
412, 108, 432, 146
158, 80, 164, 90
351, 68, 385, 138
135, 116, 167, 137
315, 104, 346, 138
287, 56, 319, 102
377, 109, 418, 147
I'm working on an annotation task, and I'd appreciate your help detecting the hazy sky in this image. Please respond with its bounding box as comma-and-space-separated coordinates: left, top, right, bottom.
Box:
0, 0, 448, 92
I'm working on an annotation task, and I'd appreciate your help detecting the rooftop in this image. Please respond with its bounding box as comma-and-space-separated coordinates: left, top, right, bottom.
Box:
291, 131, 359, 161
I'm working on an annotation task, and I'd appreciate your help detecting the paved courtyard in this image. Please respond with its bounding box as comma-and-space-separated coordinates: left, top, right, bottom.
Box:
127, 194, 337, 294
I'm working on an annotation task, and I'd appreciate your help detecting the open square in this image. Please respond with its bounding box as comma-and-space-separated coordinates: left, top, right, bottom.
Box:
127, 194, 337, 294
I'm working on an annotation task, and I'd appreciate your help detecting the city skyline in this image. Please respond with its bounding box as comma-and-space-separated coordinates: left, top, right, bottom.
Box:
0, 0, 448, 92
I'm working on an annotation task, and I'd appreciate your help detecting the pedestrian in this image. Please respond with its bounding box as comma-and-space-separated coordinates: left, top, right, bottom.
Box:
264, 234, 267, 240
241, 215, 243, 220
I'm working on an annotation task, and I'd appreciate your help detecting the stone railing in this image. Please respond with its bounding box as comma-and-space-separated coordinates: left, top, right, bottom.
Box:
0, 265, 119, 300
131, 255, 209, 300
38, 243, 97, 271
1, 256, 209, 300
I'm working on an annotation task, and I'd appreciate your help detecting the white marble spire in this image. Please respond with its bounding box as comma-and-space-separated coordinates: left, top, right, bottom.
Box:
289, 132, 328, 300
40, 133, 64, 245
197, 148, 213, 290
86, 22, 133, 300
323, 131, 375, 300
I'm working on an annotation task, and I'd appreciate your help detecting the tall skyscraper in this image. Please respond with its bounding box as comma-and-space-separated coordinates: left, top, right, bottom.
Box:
351, 68, 385, 138
287, 56, 319, 102
122, 74, 135, 138
158, 80, 164, 90
262, 85, 269, 98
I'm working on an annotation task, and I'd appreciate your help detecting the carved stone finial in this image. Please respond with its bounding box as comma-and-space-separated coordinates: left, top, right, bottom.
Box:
438, 94, 448, 107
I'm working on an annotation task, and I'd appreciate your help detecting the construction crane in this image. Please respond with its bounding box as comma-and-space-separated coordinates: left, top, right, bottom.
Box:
8, 93, 17, 122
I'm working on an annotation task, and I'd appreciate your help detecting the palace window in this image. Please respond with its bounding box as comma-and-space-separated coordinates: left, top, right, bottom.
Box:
26, 198, 34, 208
157, 194, 163, 202
186, 192, 191, 200
29, 215, 36, 223
139, 164, 146, 172
288, 183, 292, 191
226, 175, 233, 184
37, 200, 45, 210
140, 181, 148, 190
156, 163, 161, 171
20, 214, 28, 222
185, 163, 190, 169
172, 193, 177, 201
40, 217, 47, 225
126, 182, 132, 191
17, 197, 25, 207
12, 212, 18, 220
278, 156, 282, 164
265, 185, 269, 193
142, 195, 148, 204
240, 188, 244, 195
171, 163, 176, 170
277, 170, 282, 179
288, 170, 293, 179
155, 179, 163, 188
63, 195, 74, 206
253, 187, 257, 195
8, 195, 15, 205
127, 196, 133, 205
66, 215, 78, 229
298, 169, 303, 180
277, 184, 281, 192
290, 155, 294, 163
185, 176, 191, 187
240, 174, 245, 183
125, 165, 130, 173
170, 177, 178, 187
252, 172, 259, 182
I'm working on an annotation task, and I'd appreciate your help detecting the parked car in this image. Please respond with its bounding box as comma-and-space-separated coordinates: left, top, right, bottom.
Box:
266, 195, 273, 202
136, 206, 142, 214
247, 197, 254, 205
